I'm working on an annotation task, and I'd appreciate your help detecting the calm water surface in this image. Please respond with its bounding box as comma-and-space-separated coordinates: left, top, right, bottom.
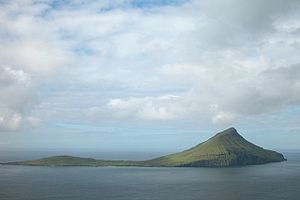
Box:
0, 151, 299, 200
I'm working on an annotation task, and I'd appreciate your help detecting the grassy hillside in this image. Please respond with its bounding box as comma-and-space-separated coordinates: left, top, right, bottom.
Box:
146, 127, 285, 167
9, 156, 142, 167
5, 128, 286, 167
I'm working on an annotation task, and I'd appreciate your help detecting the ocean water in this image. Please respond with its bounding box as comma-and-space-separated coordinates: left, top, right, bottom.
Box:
0, 151, 299, 200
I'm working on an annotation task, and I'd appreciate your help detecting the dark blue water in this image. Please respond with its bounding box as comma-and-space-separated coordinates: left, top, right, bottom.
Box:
0, 151, 299, 200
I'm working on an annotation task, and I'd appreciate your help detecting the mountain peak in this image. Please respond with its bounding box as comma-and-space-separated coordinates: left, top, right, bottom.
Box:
149, 127, 286, 167
215, 127, 239, 137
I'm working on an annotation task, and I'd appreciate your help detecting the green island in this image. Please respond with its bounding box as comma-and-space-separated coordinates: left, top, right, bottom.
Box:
3, 128, 286, 167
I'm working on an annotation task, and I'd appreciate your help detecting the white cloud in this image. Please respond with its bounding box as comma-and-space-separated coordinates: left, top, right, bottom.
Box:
106, 95, 183, 120
0, 112, 22, 131
102, 61, 300, 125
0, 66, 39, 131
212, 112, 235, 125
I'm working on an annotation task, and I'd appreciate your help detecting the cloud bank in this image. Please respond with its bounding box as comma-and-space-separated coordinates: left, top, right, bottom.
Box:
1, 0, 300, 131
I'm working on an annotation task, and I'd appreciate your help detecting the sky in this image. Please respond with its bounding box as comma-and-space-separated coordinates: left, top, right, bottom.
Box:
0, 0, 300, 152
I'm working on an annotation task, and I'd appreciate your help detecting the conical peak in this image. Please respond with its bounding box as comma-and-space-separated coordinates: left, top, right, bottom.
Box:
215, 127, 239, 137
200, 127, 243, 146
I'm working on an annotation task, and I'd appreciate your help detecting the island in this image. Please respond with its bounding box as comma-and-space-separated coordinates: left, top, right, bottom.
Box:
3, 128, 286, 167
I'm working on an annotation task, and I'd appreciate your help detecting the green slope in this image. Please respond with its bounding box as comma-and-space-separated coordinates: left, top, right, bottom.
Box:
10, 155, 141, 167
146, 127, 286, 167
5, 128, 286, 167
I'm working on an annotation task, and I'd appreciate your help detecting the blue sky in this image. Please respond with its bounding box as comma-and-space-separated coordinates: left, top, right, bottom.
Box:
0, 0, 300, 152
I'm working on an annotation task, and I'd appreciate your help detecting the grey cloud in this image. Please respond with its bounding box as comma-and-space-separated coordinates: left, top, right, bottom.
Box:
184, 0, 300, 51
228, 64, 300, 115
197, 0, 299, 33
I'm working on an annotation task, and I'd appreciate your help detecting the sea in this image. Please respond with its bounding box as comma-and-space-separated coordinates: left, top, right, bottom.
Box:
0, 150, 299, 200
